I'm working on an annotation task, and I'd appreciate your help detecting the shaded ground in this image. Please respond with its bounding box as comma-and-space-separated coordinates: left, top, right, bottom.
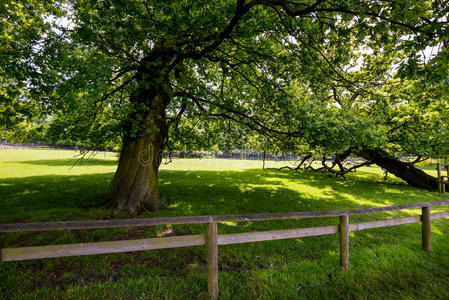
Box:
0, 149, 448, 299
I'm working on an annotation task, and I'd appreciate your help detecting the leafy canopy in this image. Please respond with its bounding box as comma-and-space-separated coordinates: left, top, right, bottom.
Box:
1, 0, 448, 156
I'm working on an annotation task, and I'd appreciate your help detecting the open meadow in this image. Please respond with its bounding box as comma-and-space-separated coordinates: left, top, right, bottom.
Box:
1, 148, 449, 299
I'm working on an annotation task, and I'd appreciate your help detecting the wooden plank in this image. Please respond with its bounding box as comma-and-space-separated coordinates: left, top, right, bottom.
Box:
207, 223, 218, 300
349, 216, 421, 231
1, 235, 206, 262
2, 210, 448, 263
0, 216, 213, 232
217, 226, 338, 245
213, 200, 449, 222
339, 215, 349, 271
422, 207, 431, 251
431, 211, 449, 219
2, 200, 449, 233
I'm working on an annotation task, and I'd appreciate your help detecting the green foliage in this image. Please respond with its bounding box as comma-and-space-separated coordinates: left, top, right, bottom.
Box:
4, 120, 46, 143
1, 0, 448, 158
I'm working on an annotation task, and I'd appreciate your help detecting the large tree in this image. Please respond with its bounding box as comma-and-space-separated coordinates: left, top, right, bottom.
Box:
2, 0, 448, 215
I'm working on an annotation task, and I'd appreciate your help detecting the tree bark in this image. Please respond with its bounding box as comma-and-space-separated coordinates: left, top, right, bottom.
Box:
358, 148, 438, 190
104, 80, 170, 216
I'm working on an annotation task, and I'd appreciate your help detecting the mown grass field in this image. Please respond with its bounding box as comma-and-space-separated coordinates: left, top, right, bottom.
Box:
1, 148, 449, 299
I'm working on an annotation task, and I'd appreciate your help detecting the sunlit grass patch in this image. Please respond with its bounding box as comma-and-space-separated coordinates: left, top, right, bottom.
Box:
0, 148, 448, 299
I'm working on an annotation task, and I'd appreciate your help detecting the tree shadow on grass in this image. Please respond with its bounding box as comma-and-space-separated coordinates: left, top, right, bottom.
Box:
1, 167, 445, 223
252, 168, 445, 204
0, 166, 445, 257
0, 173, 114, 222
1, 168, 449, 299
159, 168, 444, 216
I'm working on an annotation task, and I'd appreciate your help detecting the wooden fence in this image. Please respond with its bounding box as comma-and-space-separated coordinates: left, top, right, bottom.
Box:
437, 163, 449, 193
2, 200, 449, 299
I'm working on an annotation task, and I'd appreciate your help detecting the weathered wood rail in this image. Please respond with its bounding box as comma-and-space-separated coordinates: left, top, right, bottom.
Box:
437, 163, 449, 193
1, 200, 449, 299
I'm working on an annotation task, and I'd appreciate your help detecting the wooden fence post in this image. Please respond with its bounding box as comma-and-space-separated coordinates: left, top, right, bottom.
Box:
422, 207, 431, 251
207, 222, 218, 299
437, 164, 442, 193
339, 215, 349, 270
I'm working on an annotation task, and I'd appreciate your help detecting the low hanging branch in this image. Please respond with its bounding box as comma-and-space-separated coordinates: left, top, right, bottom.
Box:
305, 156, 373, 178
274, 154, 313, 171
357, 148, 438, 190
274, 150, 374, 179
405, 156, 429, 165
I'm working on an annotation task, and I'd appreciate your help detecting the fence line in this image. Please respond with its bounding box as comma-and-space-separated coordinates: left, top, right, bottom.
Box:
0, 142, 365, 163
1, 200, 449, 299
0, 142, 117, 152
3, 200, 449, 233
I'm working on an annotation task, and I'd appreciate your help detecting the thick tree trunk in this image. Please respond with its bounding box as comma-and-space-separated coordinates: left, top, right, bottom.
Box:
104, 82, 169, 216
358, 148, 438, 190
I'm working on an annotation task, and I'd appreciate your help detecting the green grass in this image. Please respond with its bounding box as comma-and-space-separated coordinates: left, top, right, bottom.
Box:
1, 148, 449, 299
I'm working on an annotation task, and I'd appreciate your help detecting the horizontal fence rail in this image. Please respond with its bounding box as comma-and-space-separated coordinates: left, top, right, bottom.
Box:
1, 200, 449, 299
2, 200, 449, 233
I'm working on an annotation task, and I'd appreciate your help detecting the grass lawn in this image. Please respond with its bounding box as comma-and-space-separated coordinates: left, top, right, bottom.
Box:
1, 148, 449, 299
